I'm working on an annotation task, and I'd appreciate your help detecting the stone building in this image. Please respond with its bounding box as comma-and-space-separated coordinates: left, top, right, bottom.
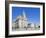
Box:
12, 11, 40, 30
12, 11, 28, 29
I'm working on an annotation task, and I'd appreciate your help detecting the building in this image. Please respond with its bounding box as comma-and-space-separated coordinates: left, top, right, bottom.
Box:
12, 11, 40, 30
13, 11, 28, 29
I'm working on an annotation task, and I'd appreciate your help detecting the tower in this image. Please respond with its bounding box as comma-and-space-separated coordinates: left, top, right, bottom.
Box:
23, 10, 26, 18
21, 10, 27, 28
13, 10, 28, 30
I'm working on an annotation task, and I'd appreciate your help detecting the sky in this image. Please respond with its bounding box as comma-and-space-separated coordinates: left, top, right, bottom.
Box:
12, 7, 40, 24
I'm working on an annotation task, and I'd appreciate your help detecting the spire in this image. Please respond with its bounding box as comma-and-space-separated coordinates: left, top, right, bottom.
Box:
23, 10, 26, 18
